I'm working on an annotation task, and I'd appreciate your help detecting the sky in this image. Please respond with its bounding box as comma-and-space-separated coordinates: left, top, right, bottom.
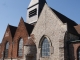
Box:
0, 0, 80, 43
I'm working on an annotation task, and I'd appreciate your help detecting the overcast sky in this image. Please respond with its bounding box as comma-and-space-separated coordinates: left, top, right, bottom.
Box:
0, 0, 80, 43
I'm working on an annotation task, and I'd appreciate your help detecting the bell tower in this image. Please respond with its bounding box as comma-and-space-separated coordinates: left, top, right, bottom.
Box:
26, 0, 46, 25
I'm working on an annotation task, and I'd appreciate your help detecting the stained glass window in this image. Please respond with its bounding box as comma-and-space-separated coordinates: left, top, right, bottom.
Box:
18, 38, 23, 57
41, 37, 50, 57
5, 42, 9, 58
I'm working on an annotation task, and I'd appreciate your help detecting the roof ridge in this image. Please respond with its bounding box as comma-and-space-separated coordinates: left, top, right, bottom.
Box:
50, 7, 78, 25
8, 24, 17, 28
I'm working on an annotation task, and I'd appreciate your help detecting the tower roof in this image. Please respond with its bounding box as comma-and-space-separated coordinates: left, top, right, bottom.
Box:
28, 0, 46, 8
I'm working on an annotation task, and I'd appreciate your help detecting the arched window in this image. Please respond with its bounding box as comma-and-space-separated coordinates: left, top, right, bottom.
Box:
77, 47, 80, 60
41, 37, 50, 57
5, 42, 9, 58
18, 38, 23, 57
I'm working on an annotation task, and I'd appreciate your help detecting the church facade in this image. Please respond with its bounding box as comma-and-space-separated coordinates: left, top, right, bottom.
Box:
0, 0, 80, 60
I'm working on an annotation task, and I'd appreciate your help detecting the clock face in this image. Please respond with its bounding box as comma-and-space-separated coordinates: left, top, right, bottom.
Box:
5, 31, 9, 37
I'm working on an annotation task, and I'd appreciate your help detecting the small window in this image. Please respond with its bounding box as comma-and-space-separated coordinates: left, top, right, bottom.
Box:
29, 8, 37, 18
41, 37, 50, 57
18, 38, 23, 57
4, 42, 9, 58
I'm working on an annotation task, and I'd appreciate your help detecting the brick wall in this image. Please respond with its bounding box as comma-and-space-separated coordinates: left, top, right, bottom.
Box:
69, 42, 80, 60
12, 19, 28, 58
0, 19, 29, 60
0, 25, 13, 59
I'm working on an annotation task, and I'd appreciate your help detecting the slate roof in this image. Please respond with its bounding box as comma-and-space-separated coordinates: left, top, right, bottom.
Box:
20, 17, 34, 36
50, 8, 77, 25
24, 22, 34, 36
7, 17, 34, 38
50, 7, 79, 36
9, 25, 17, 38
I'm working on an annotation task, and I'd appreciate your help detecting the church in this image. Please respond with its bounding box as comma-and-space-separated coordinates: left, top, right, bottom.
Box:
0, 0, 80, 60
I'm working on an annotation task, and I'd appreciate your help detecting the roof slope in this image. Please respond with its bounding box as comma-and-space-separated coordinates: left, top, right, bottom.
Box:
50, 7, 78, 35
74, 25, 80, 35
24, 22, 34, 36
50, 8, 77, 26
19, 17, 34, 36
9, 25, 17, 38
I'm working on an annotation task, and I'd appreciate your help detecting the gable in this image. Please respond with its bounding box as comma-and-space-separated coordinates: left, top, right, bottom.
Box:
32, 3, 67, 46
32, 3, 78, 36
31, 4, 67, 60
13, 17, 34, 43
32, 3, 67, 35
14, 18, 29, 37
1, 25, 13, 56
2, 25, 13, 43
50, 8, 78, 36
4, 26, 10, 38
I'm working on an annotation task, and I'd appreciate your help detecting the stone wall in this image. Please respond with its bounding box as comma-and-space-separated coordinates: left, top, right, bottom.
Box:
0, 25, 13, 59
24, 46, 36, 60
32, 3, 67, 60
24, 46, 36, 55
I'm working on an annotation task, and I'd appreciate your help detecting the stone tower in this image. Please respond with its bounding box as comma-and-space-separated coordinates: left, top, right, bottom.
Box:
26, 0, 46, 25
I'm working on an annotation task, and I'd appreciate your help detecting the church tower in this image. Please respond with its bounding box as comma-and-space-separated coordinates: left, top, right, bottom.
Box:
26, 0, 46, 25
